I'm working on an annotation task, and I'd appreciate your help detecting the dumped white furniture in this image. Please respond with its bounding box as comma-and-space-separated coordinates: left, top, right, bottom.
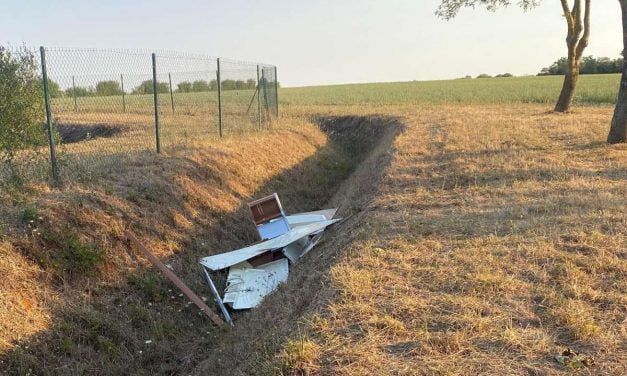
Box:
199, 193, 339, 325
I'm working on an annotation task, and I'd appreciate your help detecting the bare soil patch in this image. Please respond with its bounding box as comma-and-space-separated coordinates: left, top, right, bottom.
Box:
57, 123, 125, 143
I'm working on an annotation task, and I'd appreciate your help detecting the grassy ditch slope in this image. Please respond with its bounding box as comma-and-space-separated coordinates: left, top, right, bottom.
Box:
0, 117, 387, 374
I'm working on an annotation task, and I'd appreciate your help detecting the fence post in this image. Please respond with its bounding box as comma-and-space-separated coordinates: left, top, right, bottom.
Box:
40, 47, 59, 183
274, 66, 279, 119
151, 53, 161, 153
120, 74, 126, 113
261, 69, 269, 128
168, 72, 175, 113
257, 65, 262, 130
216, 58, 223, 137
72, 75, 77, 112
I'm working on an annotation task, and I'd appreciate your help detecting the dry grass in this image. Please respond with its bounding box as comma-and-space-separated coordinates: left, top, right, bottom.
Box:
1, 101, 625, 375
0, 240, 56, 350
0, 115, 385, 375
266, 104, 627, 375
277, 337, 322, 375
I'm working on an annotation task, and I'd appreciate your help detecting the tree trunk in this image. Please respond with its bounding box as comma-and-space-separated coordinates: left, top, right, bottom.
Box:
607, 0, 627, 144
555, 0, 590, 113
555, 60, 580, 112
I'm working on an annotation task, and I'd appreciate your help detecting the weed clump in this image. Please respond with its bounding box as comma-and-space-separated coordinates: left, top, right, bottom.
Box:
277, 337, 321, 375
20, 206, 39, 223
128, 271, 168, 302
41, 230, 103, 277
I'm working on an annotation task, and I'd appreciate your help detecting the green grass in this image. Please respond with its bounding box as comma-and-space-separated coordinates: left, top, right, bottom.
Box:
41, 230, 103, 277
280, 74, 621, 106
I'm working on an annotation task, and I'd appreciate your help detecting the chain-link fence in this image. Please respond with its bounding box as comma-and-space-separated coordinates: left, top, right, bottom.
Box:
0, 46, 278, 185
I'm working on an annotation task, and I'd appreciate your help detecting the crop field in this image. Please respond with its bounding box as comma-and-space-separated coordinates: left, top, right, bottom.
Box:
1, 73, 626, 376
281, 74, 621, 106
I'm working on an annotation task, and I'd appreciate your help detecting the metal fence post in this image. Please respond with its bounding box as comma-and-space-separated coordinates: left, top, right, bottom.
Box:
274, 66, 279, 119
168, 72, 174, 113
216, 58, 223, 137
120, 74, 126, 113
40, 46, 59, 183
261, 69, 269, 128
151, 53, 161, 153
72, 75, 77, 112
257, 65, 262, 130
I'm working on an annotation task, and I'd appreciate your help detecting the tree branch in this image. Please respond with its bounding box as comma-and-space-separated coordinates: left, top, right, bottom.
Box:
576, 0, 591, 59
435, 0, 539, 20
573, 0, 583, 36
560, 0, 574, 27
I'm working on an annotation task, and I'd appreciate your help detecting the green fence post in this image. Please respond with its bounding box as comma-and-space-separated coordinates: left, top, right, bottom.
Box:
40, 46, 59, 183
274, 66, 279, 119
216, 58, 223, 137
168, 72, 174, 113
257, 65, 262, 130
152, 53, 161, 153
72, 75, 77, 112
261, 69, 269, 128
121, 74, 126, 113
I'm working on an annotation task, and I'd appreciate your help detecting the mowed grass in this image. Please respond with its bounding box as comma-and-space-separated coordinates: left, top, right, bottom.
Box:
280, 74, 621, 106
261, 104, 627, 375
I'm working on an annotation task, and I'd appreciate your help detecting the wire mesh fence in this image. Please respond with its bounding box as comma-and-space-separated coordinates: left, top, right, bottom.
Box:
0, 46, 278, 185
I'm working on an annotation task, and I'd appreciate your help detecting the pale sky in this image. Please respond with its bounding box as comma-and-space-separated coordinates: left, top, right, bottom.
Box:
1, 0, 622, 87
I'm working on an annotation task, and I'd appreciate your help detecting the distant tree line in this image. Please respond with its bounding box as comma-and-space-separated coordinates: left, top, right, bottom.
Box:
459, 73, 515, 79
538, 56, 624, 76
176, 78, 258, 92
176, 80, 217, 92
478, 73, 515, 78
457, 56, 622, 81
61, 78, 266, 97
131, 80, 170, 95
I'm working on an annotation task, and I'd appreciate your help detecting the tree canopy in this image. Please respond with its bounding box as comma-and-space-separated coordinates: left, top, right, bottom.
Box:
131, 80, 170, 95
95, 80, 123, 96
66, 86, 94, 97
436, 0, 539, 20
177, 81, 193, 93
539, 56, 624, 76
192, 80, 211, 92
0, 47, 47, 163
46, 79, 62, 98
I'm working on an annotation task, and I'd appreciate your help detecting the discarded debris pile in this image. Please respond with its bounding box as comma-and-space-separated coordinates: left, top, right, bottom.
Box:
199, 193, 340, 325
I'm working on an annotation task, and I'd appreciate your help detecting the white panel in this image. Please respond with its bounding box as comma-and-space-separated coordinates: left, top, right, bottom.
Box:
286, 208, 338, 228
223, 258, 289, 310
199, 219, 339, 271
